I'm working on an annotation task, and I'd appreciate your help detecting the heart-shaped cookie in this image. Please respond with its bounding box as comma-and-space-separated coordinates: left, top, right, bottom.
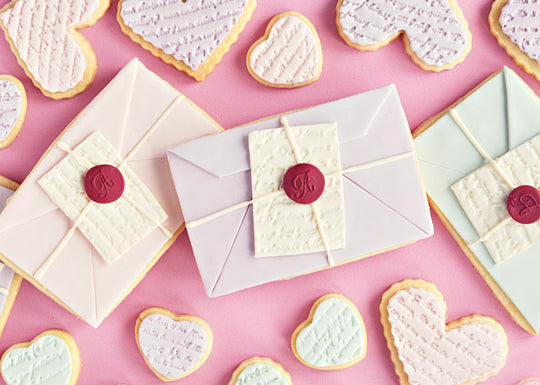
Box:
135, 307, 213, 381
118, 0, 256, 81
490, 0, 540, 81
0, 329, 80, 385
381, 279, 507, 385
291, 294, 366, 369
247, 12, 322, 88
0, 75, 26, 149
228, 357, 292, 385
0, 0, 110, 99
518, 379, 540, 385
336, 0, 471, 71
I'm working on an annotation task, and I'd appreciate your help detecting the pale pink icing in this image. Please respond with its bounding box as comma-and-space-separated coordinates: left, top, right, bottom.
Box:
500, 0, 540, 64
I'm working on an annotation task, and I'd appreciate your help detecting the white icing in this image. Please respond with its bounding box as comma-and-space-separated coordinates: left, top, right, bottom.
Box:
119, 0, 250, 71
0, 186, 16, 314
138, 313, 209, 380
500, 0, 540, 65
451, 135, 540, 264
234, 362, 288, 385
338, 0, 469, 67
519, 380, 540, 385
295, 297, 366, 368
387, 287, 506, 385
248, 123, 345, 257
249, 15, 320, 86
38, 132, 167, 264
0, 79, 22, 142
0, 0, 102, 93
1, 335, 73, 385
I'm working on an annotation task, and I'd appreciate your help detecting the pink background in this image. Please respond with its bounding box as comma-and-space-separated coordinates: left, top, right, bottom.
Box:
0, 0, 539, 384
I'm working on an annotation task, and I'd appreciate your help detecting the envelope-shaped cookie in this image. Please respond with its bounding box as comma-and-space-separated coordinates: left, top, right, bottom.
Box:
414, 67, 540, 335
168, 85, 433, 297
0, 59, 221, 327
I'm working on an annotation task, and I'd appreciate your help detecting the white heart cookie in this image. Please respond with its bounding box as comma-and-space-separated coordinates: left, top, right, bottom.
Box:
0, 330, 80, 385
337, 0, 471, 71
228, 357, 292, 385
0, 75, 26, 149
0, 0, 110, 99
247, 12, 322, 88
292, 294, 366, 369
381, 279, 508, 385
136, 307, 213, 381
118, 0, 256, 81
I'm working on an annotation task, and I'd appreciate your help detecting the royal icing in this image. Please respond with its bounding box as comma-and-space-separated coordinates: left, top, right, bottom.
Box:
0, 0, 105, 95
233, 362, 289, 385
294, 296, 366, 368
518, 379, 540, 385
0, 78, 23, 144
500, 0, 540, 65
338, 0, 470, 67
119, 0, 251, 71
386, 286, 507, 385
1, 334, 75, 385
248, 14, 322, 87
138, 312, 210, 380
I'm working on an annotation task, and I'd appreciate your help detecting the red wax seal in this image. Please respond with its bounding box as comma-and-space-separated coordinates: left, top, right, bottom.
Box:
283, 163, 325, 204
84, 165, 125, 204
507, 185, 540, 224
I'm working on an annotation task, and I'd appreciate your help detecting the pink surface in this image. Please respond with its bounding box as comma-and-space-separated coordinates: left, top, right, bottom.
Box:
0, 0, 539, 384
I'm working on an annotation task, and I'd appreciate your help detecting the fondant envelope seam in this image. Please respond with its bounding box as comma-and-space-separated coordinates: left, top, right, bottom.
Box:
117, 61, 139, 155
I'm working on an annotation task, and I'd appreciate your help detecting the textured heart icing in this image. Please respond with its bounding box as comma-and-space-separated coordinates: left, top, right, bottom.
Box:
247, 12, 322, 87
293, 294, 366, 369
0, 0, 108, 98
499, 0, 540, 64
337, 0, 470, 68
229, 357, 292, 385
0, 77, 24, 148
383, 281, 507, 385
137, 310, 212, 380
118, 0, 254, 80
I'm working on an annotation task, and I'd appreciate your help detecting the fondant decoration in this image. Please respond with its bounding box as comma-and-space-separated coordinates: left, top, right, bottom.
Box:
490, 0, 540, 81
381, 279, 507, 385
518, 379, 540, 385
168, 84, 433, 297
283, 163, 325, 204
117, 0, 256, 81
0, 330, 80, 385
247, 12, 322, 88
336, 0, 471, 71
507, 185, 540, 224
291, 294, 367, 369
228, 357, 292, 385
0, 0, 110, 99
0, 59, 221, 327
414, 67, 540, 335
136, 307, 212, 381
84, 164, 125, 204
0, 75, 26, 148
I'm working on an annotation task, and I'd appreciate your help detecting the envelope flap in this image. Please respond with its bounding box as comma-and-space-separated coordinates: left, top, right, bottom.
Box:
168, 85, 395, 177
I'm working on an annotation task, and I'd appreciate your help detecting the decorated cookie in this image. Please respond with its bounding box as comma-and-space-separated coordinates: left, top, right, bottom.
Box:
381, 279, 507, 385
0, 329, 80, 385
117, 0, 256, 81
0, 0, 110, 99
336, 0, 472, 71
135, 307, 213, 381
291, 294, 367, 369
490, 0, 540, 81
518, 379, 540, 385
247, 12, 322, 88
0, 75, 26, 149
228, 357, 292, 385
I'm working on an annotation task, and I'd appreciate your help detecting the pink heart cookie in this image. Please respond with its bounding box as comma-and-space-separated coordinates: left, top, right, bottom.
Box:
381, 279, 508, 385
0, 75, 26, 149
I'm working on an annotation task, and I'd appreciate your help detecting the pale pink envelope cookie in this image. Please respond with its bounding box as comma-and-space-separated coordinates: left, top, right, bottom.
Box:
0, 59, 222, 327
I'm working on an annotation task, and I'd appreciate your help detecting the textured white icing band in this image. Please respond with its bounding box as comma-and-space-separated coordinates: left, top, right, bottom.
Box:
138, 313, 209, 380
234, 362, 288, 385
338, 0, 469, 66
119, 0, 250, 71
500, 0, 540, 65
0, 0, 102, 93
387, 287, 506, 385
0, 79, 22, 142
249, 15, 320, 85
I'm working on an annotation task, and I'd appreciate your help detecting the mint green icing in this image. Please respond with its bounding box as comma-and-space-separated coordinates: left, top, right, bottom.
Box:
414, 67, 540, 334
1, 334, 73, 385
235, 362, 287, 385
295, 297, 366, 367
